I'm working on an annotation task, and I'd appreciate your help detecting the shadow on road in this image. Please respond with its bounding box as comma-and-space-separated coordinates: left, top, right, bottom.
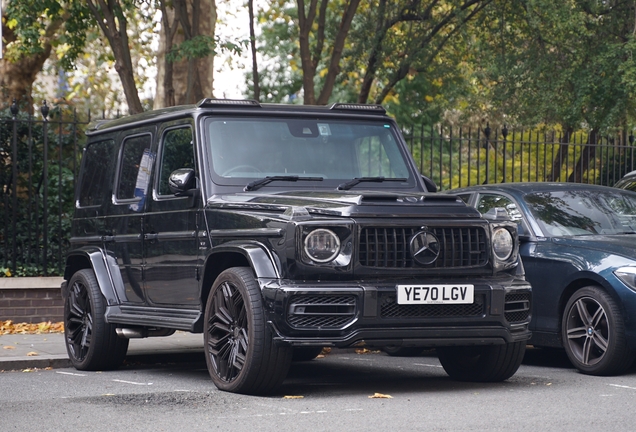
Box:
522, 346, 574, 369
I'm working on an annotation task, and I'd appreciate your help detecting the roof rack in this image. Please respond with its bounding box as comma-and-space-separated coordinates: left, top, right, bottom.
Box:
329, 103, 386, 114
197, 98, 262, 108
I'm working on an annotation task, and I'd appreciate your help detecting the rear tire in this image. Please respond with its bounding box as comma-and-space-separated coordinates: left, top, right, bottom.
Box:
204, 267, 292, 395
437, 342, 526, 382
64, 269, 129, 370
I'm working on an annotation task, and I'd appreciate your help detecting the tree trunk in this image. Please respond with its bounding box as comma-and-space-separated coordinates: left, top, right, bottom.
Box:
155, 0, 217, 108
248, 0, 260, 101
568, 129, 598, 183
86, 0, 143, 114
316, 0, 360, 105
357, 0, 388, 104
297, 0, 360, 105
0, 13, 65, 111
547, 126, 573, 182
297, 0, 319, 105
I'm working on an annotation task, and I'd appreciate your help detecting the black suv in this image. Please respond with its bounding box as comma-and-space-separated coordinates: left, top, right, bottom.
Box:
62, 99, 531, 394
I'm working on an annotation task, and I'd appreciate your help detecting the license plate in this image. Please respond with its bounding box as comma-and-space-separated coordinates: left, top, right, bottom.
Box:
396, 284, 474, 304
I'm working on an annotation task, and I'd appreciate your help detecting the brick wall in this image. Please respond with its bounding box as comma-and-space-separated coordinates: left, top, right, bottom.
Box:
0, 278, 64, 323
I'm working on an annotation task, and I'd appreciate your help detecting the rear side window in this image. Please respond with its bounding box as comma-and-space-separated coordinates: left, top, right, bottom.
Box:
117, 134, 154, 201
78, 140, 115, 207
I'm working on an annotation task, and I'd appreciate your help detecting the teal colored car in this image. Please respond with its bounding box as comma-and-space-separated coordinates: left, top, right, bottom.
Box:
451, 183, 636, 376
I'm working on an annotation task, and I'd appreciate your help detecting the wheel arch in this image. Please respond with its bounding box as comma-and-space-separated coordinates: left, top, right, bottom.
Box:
63, 247, 119, 307
557, 272, 618, 340
195, 242, 280, 332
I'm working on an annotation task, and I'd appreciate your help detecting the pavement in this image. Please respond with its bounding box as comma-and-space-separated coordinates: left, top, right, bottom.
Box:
0, 331, 204, 371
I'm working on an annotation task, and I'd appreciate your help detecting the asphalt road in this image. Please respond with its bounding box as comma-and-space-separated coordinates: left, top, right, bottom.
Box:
1, 347, 635, 432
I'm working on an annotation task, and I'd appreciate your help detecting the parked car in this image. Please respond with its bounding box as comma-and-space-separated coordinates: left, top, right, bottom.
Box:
614, 170, 636, 192
450, 182, 636, 375
62, 99, 532, 395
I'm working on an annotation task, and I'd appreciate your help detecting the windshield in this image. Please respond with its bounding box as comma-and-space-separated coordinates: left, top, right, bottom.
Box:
204, 117, 414, 189
524, 189, 636, 236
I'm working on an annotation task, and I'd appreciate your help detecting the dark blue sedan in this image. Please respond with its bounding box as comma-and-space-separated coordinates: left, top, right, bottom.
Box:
450, 183, 636, 376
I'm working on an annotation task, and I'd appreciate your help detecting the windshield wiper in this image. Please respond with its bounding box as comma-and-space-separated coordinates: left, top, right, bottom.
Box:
337, 176, 407, 191
244, 176, 323, 191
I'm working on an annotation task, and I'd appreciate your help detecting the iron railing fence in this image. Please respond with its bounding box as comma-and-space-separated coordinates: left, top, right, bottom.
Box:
1, 101, 91, 276
2, 101, 636, 276
402, 124, 636, 191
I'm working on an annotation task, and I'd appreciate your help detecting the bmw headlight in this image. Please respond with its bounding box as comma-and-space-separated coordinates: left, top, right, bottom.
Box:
492, 227, 513, 261
615, 267, 636, 291
304, 229, 341, 263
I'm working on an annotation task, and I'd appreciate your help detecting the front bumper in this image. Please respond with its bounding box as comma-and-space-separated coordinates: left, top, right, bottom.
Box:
260, 276, 532, 348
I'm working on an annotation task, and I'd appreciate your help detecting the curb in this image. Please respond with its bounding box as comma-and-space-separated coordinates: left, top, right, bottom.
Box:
1, 354, 71, 371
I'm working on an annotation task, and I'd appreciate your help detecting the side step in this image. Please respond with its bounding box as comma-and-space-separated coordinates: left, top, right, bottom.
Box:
106, 305, 201, 331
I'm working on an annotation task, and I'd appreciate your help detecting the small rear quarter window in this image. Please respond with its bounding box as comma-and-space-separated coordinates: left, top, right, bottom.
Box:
78, 140, 115, 207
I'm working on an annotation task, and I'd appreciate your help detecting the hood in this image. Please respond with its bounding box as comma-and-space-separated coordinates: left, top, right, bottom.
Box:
207, 190, 481, 218
552, 235, 636, 260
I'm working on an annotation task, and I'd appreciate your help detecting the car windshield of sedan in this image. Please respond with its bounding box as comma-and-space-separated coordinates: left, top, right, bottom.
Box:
204, 117, 414, 189
524, 189, 636, 236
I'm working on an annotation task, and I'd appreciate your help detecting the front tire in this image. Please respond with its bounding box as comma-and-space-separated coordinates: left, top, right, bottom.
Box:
562, 286, 634, 376
437, 342, 526, 382
204, 267, 292, 395
64, 269, 129, 370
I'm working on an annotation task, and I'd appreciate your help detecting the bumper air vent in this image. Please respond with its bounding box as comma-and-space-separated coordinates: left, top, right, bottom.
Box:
287, 295, 357, 329
380, 294, 485, 319
504, 292, 531, 323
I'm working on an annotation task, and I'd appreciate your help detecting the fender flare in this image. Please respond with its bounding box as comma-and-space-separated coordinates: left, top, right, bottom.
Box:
64, 246, 123, 306
206, 241, 281, 279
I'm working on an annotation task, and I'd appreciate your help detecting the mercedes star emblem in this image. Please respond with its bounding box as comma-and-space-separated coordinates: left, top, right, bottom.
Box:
410, 231, 440, 265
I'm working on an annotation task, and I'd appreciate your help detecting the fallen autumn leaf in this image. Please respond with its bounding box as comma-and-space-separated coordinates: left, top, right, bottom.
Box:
369, 393, 393, 399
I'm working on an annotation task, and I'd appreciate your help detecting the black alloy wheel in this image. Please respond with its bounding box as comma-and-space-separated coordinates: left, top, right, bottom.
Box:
562, 286, 634, 376
64, 269, 128, 370
204, 267, 292, 394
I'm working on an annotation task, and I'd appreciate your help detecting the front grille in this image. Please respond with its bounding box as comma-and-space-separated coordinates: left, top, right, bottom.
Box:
287, 295, 357, 329
504, 292, 531, 323
380, 294, 485, 318
359, 226, 488, 269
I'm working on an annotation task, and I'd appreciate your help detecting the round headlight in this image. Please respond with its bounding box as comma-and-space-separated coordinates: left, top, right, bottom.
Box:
492, 227, 513, 260
304, 229, 341, 263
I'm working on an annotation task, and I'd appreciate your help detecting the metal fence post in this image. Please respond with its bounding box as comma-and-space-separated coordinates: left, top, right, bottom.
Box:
41, 101, 50, 276
10, 99, 19, 274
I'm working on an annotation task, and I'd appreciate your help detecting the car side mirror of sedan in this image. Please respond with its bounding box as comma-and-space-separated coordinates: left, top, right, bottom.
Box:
421, 175, 437, 193
482, 207, 511, 221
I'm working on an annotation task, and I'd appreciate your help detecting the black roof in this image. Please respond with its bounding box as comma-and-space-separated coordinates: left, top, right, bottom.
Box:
86, 99, 389, 136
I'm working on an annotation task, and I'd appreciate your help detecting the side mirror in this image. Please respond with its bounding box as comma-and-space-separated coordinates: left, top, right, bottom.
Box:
421, 175, 437, 193
482, 207, 511, 221
169, 168, 197, 196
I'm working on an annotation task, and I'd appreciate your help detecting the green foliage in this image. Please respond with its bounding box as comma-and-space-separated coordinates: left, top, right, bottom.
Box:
4, 0, 92, 70
467, 0, 636, 131
167, 35, 246, 63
